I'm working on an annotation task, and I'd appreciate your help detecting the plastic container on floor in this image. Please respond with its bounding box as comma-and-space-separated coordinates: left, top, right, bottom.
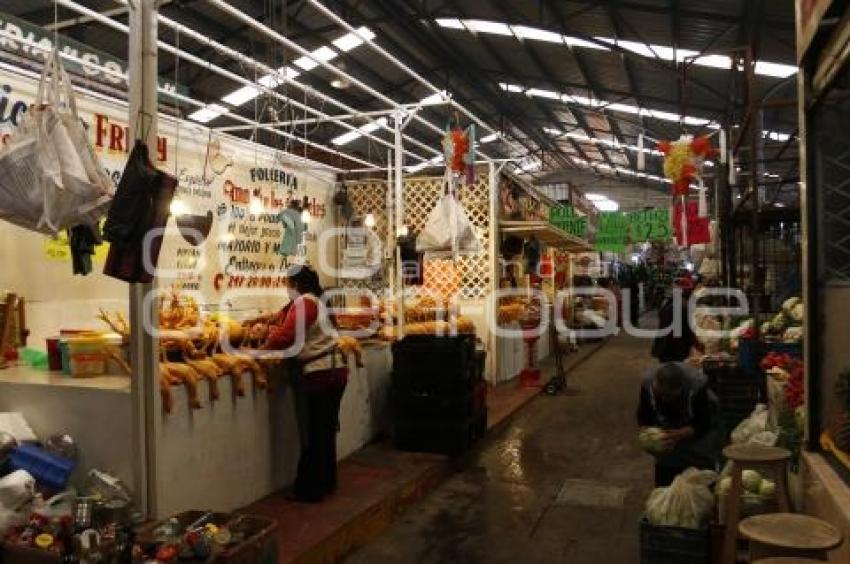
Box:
639, 518, 710, 564
391, 380, 486, 420
393, 409, 487, 456
136, 510, 278, 563
391, 335, 479, 395
9, 444, 75, 491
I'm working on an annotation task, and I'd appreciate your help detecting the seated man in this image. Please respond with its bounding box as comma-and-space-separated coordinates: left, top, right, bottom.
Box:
637, 362, 721, 486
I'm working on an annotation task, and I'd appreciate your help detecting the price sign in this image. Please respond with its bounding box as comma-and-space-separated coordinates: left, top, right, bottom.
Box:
549, 205, 588, 239
626, 209, 672, 242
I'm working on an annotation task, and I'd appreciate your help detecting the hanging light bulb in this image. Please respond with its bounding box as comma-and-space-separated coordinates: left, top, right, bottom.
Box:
301, 208, 312, 224
249, 197, 264, 215
364, 213, 376, 228
169, 198, 189, 216
396, 225, 409, 238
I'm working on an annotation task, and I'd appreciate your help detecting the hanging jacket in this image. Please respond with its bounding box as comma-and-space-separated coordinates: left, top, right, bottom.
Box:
102, 141, 177, 283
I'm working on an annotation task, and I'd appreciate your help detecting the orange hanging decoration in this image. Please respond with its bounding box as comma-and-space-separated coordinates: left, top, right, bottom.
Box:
450, 127, 469, 173
660, 134, 716, 196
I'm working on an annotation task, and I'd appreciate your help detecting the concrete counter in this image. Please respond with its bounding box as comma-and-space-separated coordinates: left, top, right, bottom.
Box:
0, 344, 392, 519
152, 342, 392, 517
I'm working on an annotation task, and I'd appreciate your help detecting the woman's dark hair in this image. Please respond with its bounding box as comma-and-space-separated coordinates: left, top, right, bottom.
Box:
286, 265, 324, 297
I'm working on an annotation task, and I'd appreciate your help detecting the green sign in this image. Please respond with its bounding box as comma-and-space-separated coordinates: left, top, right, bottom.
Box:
626, 208, 672, 242
595, 212, 630, 252
549, 205, 588, 239
593, 209, 672, 252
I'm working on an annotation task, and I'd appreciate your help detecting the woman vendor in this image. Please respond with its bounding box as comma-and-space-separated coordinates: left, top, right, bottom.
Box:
262, 265, 348, 502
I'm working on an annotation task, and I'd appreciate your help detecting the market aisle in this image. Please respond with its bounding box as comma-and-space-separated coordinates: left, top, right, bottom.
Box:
345, 331, 658, 564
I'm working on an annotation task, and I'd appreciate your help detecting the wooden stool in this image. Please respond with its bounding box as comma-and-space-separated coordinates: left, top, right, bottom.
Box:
721, 444, 793, 564
740, 514, 843, 561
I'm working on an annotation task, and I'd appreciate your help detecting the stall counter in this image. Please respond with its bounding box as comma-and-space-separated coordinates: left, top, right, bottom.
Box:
0, 343, 392, 518
152, 341, 391, 517
0, 365, 133, 488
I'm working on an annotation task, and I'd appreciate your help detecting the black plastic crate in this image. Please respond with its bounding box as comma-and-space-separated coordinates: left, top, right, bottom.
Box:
639, 518, 710, 564
393, 409, 487, 456
392, 335, 479, 394
392, 380, 486, 420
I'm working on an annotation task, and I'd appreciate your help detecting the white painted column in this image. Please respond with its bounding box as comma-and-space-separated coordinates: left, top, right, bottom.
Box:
127, 0, 159, 518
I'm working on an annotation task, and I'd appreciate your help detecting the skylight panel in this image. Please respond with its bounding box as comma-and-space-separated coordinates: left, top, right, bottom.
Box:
331, 117, 388, 146
512, 25, 563, 43
435, 18, 464, 29
755, 61, 798, 78
294, 45, 338, 71
420, 90, 448, 105
463, 20, 513, 36
222, 85, 260, 106
188, 103, 227, 124
333, 26, 376, 52
526, 88, 560, 100
565, 36, 610, 51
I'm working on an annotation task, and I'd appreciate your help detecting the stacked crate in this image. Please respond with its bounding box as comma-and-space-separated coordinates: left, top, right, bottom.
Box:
703, 359, 763, 437
390, 335, 487, 455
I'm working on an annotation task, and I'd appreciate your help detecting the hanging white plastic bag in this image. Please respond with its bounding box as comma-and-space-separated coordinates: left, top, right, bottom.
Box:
36, 50, 113, 231
645, 467, 717, 529
416, 192, 481, 256
0, 107, 62, 233
0, 49, 112, 234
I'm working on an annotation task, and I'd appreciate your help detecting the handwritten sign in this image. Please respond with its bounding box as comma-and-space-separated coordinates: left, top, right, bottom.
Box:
627, 208, 672, 242
594, 212, 628, 252
593, 209, 673, 252
43, 222, 110, 263
549, 205, 588, 239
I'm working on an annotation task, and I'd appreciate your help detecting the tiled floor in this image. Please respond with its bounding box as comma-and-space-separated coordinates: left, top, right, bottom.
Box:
240, 339, 608, 563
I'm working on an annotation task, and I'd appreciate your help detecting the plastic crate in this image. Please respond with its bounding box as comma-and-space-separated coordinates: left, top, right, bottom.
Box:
136, 511, 278, 564
393, 409, 487, 456
9, 444, 75, 491
0, 544, 60, 564
737, 339, 760, 377
738, 339, 802, 377
391, 335, 478, 394
391, 380, 486, 420
639, 518, 710, 564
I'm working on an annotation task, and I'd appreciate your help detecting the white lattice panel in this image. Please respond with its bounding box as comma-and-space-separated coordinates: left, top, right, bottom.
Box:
343, 174, 491, 299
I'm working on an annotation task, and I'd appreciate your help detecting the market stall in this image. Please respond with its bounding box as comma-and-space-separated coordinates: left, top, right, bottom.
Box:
0, 49, 398, 520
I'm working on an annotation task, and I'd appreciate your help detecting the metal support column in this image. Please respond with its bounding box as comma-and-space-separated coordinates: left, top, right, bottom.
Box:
127, 0, 159, 518
393, 111, 405, 337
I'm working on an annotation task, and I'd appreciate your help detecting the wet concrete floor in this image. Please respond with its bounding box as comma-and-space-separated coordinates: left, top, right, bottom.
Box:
345, 330, 657, 564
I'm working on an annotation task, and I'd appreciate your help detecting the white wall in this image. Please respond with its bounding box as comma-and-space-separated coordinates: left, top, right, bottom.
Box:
0, 66, 337, 348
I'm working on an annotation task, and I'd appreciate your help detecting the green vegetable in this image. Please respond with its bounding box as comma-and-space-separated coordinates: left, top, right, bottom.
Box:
639, 427, 667, 454
742, 470, 762, 493
759, 479, 775, 498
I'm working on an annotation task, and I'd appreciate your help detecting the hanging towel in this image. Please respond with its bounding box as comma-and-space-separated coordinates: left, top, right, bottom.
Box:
278, 206, 304, 257
68, 223, 102, 276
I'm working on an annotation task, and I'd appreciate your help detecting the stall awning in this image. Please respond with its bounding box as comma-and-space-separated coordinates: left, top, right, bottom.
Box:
499, 221, 592, 252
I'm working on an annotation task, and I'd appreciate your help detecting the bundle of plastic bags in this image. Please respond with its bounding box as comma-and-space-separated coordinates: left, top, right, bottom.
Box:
0, 49, 113, 234
645, 468, 717, 529
416, 191, 481, 257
